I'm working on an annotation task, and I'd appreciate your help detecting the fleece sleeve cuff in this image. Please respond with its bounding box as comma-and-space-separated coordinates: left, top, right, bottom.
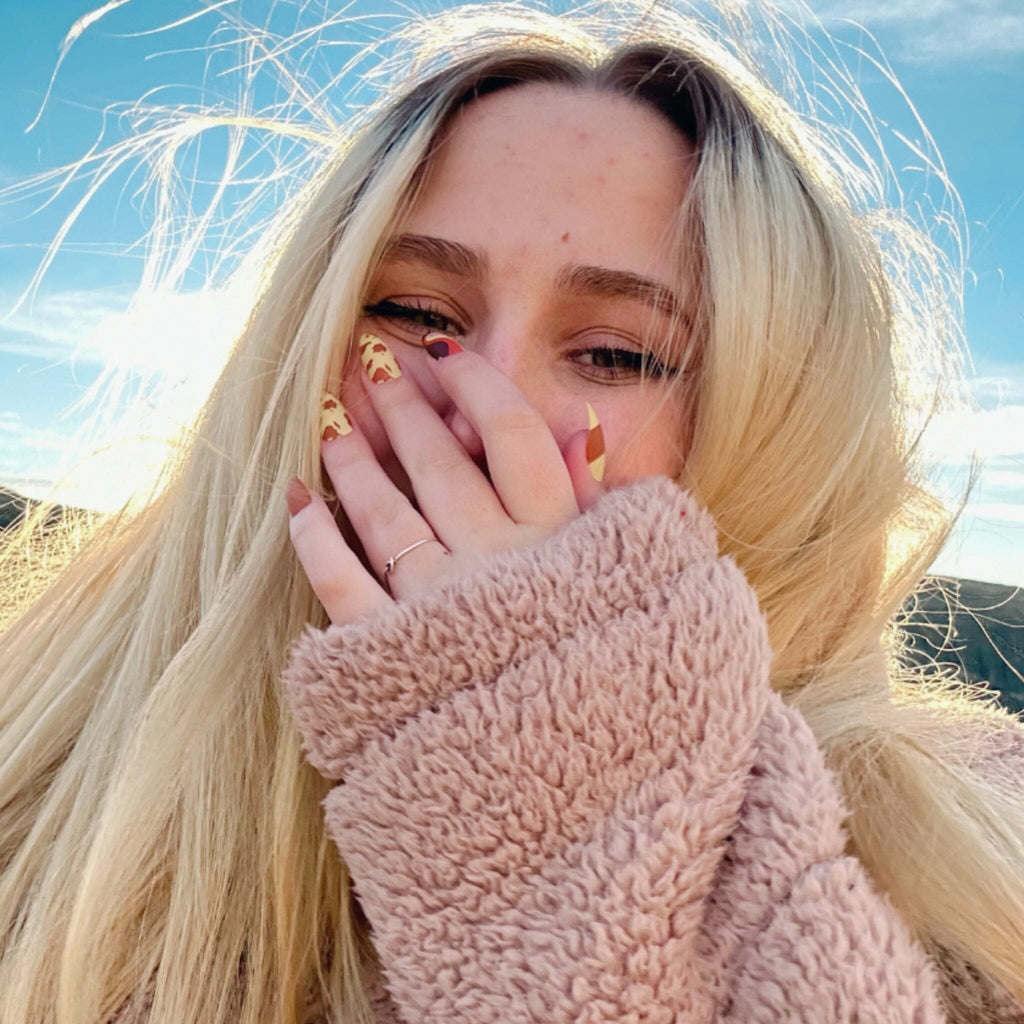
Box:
283, 476, 735, 781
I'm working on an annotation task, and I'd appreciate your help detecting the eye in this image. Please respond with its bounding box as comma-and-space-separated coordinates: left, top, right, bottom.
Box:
363, 298, 465, 340
571, 342, 679, 382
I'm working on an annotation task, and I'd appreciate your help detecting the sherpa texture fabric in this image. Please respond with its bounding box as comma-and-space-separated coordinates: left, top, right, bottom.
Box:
283, 478, 954, 1024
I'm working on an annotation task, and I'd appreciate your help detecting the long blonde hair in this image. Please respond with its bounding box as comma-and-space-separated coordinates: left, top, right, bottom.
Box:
2, 4, 1021, 1022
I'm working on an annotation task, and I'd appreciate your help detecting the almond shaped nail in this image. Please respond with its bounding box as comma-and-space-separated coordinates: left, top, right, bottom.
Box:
422, 331, 464, 360
286, 476, 313, 516
585, 402, 605, 483
320, 392, 353, 441
359, 333, 401, 383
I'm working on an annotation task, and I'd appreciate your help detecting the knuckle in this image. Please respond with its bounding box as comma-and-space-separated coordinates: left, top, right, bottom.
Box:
358, 489, 408, 534
377, 385, 419, 419
488, 405, 544, 440
309, 572, 347, 609
410, 442, 468, 479
297, 553, 351, 611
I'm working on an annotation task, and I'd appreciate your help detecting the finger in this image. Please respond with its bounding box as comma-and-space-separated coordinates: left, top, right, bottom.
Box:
420, 336, 578, 528
355, 334, 509, 551
319, 392, 451, 594
563, 403, 606, 512
286, 478, 391, 625
379, 536, 450, 599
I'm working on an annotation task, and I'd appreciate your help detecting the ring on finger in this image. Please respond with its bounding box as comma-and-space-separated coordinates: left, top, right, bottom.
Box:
382, 537, 440, 591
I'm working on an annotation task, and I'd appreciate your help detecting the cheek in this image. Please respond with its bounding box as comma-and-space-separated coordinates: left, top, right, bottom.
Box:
604, 399, 692, 485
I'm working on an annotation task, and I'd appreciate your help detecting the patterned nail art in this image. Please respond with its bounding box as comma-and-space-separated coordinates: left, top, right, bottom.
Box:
320, 392, 353, 441
359, 333, 402, 383
585, 403, 606, 483
421, 331, 464, 360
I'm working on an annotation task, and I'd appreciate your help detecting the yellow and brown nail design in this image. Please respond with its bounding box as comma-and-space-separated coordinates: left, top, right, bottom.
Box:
585, 402, 605, 483
320, 392, 353, 441
359, 333, 402, 383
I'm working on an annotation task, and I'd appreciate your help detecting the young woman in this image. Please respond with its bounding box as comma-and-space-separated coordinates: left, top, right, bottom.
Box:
1, 4, 1022, 1023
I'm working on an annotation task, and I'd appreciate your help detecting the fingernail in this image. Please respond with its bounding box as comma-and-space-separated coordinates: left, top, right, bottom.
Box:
585, 403, 605, 483
286, 476, 313, 516
320, 392, 353, 441
421, 331, 464, 360
359, 333, 401, 383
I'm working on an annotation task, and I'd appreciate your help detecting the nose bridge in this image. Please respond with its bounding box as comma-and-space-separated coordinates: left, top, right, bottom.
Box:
444, 317, 545, 460
472, 309, 538, 390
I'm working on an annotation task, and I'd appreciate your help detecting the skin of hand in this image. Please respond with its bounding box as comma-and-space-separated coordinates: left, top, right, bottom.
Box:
288, 84, 698, 624
289, 344, 601, 622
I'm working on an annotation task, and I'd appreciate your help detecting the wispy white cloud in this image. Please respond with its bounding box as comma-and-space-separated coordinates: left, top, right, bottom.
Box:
0, 409, 79, 496
933, 455, 1024, 585
0, 288, 133, 364
966, 503, 1024, 524
925, 403, 1024, 464
1, 283, 249, 510
922, 361, 1024, 474
0, 410, 68, 452
801, 0, 1024, 61
969, 365, 1024, 406
1, 284, 242, 377
0, 397, 181, 512
931, 523, 1024, 586
918, 361, 1024, 583
985, 467, 1024, 489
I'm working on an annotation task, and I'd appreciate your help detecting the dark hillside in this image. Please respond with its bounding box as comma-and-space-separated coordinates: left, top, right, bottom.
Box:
900, 577, 1024, 715
0, 487, 67, 531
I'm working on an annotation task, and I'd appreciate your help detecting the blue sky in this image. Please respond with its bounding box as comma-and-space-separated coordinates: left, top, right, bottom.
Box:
1, 0, 1022, 584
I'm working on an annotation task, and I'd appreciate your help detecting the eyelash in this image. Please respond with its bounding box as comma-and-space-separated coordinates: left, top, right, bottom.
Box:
363, 299, 679, 381
572, 347, 678, 381
363, 299, 464, 337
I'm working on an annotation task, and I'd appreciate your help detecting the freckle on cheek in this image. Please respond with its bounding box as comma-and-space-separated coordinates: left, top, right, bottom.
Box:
561, 232, 570, 243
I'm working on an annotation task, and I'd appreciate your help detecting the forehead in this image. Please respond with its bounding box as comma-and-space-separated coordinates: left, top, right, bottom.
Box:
403, 83, 696, 275
450, 80, 688, 140
430, 81, 694, 184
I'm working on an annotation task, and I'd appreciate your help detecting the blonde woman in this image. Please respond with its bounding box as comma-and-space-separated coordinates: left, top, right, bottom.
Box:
1, 4, 1022, 1023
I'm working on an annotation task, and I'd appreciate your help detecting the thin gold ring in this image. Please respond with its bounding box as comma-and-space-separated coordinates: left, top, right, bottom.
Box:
382, 537, 435, 581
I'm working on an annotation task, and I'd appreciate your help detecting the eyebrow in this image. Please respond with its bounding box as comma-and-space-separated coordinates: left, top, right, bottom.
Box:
554, 264, 681, 320
383, 233, 487, 278
383, 232, 682, 320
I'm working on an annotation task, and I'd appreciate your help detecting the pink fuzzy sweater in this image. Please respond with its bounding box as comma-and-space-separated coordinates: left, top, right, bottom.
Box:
282, 478, 978, 1023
